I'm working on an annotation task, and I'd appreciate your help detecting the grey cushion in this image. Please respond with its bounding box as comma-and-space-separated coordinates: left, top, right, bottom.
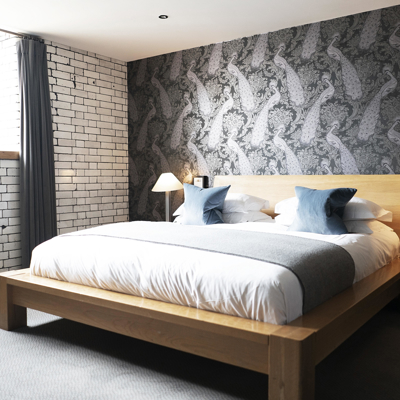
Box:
288, 186, 357, 235
181, 184, 230, 225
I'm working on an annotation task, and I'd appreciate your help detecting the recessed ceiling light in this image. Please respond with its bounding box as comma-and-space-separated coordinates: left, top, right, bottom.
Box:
159, 15, 168, 19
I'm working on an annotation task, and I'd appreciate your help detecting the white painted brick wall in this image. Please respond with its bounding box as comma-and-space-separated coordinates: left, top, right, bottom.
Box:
47, 41, 129, 235
0, 38, 129, 272
0, 160, 21, 270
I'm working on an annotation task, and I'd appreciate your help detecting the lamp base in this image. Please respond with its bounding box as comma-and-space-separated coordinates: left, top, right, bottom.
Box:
165, 191, 171, 222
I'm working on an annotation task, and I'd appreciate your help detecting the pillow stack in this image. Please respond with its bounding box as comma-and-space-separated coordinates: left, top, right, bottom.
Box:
174, 189, 271, 225
275, 187, 393, 235
221, 193, 271, 223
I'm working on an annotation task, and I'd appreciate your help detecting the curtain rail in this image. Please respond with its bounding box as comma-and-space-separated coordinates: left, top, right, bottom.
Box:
0, 28, 24, 37
0, 27, 40, 41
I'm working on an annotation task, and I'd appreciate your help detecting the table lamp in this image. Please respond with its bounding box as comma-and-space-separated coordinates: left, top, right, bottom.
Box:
152, 173, 183, 222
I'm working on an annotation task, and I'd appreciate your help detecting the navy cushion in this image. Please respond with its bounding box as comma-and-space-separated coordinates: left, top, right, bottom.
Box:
181, 184, 231, 225
288, 186, 357, 235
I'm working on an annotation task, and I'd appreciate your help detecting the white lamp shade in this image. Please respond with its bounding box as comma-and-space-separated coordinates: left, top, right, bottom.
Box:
152, 172, 183, 192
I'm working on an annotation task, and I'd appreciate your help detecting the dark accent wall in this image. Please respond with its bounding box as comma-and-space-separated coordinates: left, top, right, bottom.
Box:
128, 5, 400, 221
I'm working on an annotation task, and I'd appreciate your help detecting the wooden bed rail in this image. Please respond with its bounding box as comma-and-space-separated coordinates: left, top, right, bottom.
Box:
1, 260, 400, 400
290, 258, 400, 365
0, 269, 277, 374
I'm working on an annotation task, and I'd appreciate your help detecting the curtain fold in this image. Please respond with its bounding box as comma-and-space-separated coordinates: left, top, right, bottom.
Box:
17, 39, 57, 269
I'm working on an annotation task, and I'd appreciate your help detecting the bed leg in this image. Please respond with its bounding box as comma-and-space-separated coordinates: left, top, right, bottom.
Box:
268, 327, 315, 400
0, 277, 27, 331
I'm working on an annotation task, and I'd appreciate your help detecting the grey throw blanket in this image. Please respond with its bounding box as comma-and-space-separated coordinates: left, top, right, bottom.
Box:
72, 222, 355, 314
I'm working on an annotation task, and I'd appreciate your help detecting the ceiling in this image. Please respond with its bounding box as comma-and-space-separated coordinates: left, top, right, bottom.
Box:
1, 0, 399, 62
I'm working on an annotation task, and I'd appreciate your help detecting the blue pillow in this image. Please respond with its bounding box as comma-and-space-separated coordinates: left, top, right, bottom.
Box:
181, 184, 230, 225
288, 186, 357, 235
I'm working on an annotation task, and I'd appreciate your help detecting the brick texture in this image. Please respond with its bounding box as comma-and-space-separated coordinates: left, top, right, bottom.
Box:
0, 160, 21, 269
0, 39, 129, 272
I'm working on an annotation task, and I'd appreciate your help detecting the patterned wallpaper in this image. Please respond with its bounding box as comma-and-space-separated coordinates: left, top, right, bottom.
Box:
128, 5, 400, 221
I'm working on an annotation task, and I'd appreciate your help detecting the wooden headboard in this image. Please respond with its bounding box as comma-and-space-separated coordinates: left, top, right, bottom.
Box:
214, 175, 400, 236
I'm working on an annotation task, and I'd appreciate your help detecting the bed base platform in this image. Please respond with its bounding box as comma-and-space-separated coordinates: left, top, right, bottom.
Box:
3, 174, 400, 399
2, 259, 400, 400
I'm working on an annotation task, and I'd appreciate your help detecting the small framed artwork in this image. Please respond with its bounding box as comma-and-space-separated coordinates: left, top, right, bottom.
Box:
193, 176, 208, 188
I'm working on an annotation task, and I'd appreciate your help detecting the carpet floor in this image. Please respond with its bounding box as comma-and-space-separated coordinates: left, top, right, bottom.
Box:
1, 302, 400, 399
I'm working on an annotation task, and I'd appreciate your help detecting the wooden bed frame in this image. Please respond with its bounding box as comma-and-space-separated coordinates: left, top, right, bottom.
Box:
1, 174, 400, 399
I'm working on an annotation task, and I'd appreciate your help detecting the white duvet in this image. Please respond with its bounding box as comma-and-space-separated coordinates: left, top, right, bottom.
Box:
30, 221, 400, 325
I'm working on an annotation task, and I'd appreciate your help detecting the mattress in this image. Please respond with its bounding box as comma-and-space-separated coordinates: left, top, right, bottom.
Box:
30, 221, 399, 325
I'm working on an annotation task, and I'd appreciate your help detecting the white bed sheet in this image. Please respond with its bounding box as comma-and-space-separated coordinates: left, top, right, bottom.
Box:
30, 221, 399, 325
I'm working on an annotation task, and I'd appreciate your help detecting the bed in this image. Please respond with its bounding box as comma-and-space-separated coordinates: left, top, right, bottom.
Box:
1, 174, 400, 400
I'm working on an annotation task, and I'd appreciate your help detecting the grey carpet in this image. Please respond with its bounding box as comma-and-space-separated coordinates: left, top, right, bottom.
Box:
1, 302, 400, 400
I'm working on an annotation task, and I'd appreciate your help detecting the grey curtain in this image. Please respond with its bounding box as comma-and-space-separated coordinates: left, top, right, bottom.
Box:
17, 39, 57, 269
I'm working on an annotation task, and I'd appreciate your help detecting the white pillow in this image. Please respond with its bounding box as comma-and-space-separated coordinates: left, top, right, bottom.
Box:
174, 211, 272, 224
222, 211, 272, 224
274, 196, 392, 222
342, 197, 392, 222
274, 197, 298, 215
275, 215, 393, 234
173, 204, 185, 217
274, 217, 377, 233
274, 213, 295, 226
174, 193, 269, 216
345, 220, 393, 234
344, 220, 373, 234
223, 193, 269, 213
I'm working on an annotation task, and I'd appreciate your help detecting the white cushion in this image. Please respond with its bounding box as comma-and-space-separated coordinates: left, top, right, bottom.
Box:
342, 197, 392, 222
223, 193, 269, 213
173, 204, 185, 217
345, 220, 393, 234
174, 193, 269, 216
275, 214, 393, 234
222, 211, 272, 224
274, 197, 298, 215
174, 211, 272, 224
274, 213, 296, 226
344, 220, 373, 234
274, 196, 392, 222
